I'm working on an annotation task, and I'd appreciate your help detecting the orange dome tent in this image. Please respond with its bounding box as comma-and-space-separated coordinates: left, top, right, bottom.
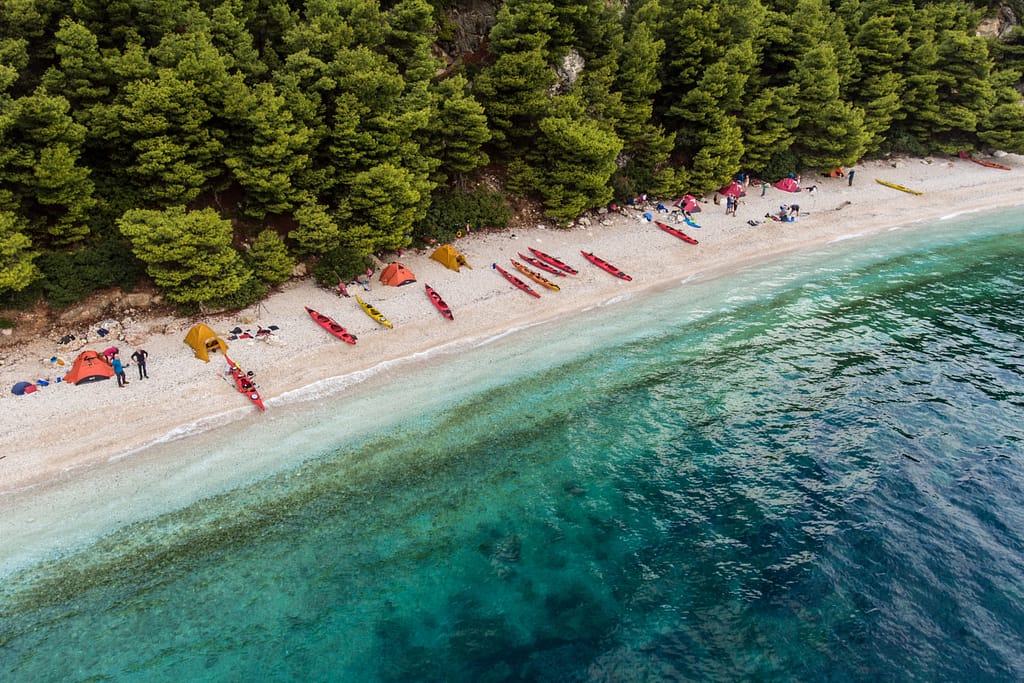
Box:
379, 262, 417, 286
65, 350, 115, 385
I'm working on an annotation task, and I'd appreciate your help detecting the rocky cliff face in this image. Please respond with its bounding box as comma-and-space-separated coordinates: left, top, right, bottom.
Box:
977, 4, 1020, 39
442, 0, 502, 59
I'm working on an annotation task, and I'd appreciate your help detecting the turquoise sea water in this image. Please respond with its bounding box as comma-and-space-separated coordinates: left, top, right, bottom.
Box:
2, 209, 1024, 681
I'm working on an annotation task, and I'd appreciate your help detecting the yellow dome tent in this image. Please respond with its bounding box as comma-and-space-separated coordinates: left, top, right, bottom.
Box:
184, 323, 228, 362
431, 244, 471, 271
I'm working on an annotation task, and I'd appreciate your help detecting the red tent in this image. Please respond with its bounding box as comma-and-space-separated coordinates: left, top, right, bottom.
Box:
718, 181, 746, 198
773, 177, 801, 192
672, 194, 702, 213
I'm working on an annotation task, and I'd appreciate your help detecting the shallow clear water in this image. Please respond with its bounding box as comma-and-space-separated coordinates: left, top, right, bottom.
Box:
2, 209, 1023, 681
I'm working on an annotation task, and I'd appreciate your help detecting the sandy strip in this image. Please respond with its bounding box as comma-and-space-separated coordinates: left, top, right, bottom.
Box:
1, 156, 1022, 497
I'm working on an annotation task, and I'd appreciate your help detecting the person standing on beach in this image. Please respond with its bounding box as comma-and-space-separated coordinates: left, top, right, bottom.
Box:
848, 169, 855, 186
111, 352, 129, 387
131, 348, 149, 379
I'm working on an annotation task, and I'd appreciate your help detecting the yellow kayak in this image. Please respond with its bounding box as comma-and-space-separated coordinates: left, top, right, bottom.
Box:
875, 179, 923, 195
355, 295, 393, 328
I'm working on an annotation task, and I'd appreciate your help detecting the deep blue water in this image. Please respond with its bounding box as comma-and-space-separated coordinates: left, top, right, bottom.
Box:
2, 209, 1023, 681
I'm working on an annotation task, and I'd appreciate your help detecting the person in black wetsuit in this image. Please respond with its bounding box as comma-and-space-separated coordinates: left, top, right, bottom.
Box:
131, 348, 149, 379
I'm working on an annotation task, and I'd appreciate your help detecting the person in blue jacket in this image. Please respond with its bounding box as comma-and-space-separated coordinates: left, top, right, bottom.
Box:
111, 352, 129, 387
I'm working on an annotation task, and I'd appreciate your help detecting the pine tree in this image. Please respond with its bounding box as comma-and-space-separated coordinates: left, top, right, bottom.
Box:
118, 206, 253, 308
487, 0, 557, 55
272, 49, 334, 197
109, 70, 224, 206
0, 210, 39, 295
210, 0, 267, 80
739, 85, 799, 174
615, 20, 674, 173
383, 0, 439, 83
426, 74, 491, 183
931, 30, 994, 152
247, 229, 294, 286
475, 0, 560, 153
516, 113, 622, 224
978, 69, 1024, 153
474, 48, 557, 151
898, 29, 943, 149
290, 199, 341, 255
70, 0, 198, 47
336, 163, 422, 254
668, 41, 754, 192
40, 18, 112, 123
791, 43, 870, 169
0, 41, 26, 92
842, 9, 909, 153
32, 143, 97, 243
224, 79, 313, 218
657, 0, 724, 105
899, 4, 996, 153
0, 87, 95, 245
107, 40, 157, 82
684, 116, 745, 191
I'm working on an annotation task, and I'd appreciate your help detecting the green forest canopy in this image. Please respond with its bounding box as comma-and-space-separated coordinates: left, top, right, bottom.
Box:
2, 0, 1023, 310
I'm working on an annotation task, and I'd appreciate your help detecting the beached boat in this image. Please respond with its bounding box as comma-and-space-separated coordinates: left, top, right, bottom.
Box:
510, 258, 560, 291
305, 306, 357, 344
875, 179, 923, 195
356, 295, 394, 328
581, 251, 632, 281
971, 158, 1012, 171
959, 151, 1013, 171
528, 248, 579, 275
517, 252, 566, 276
424, 284, 454, 320
221, 355, 265, 411
654, 221, 699, 245
683, 216, 703, 229
492, 263, 541, 298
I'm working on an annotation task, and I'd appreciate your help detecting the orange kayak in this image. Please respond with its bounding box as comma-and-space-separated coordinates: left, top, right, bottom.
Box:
510, 259, 560, 291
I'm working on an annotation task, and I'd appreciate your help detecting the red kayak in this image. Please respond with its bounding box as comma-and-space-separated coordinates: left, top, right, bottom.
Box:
492, 263, 541, 298
528, 248, 578, 275
654, 220, 699, 245
306, 306, 357, 344
581, 251, 632, 281
972, 158, 1012, 171
960, 151, 1012, 171
222, 355, 265, 411
424, 284, 454, 320
511, 258, 560, 291
517, 252, 566, 276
